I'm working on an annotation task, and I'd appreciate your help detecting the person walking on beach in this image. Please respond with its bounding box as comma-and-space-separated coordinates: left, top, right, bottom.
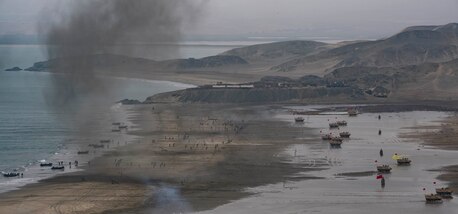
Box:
379, 149, 384, 157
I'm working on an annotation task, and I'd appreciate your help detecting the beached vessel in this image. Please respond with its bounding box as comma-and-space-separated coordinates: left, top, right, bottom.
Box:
40, 163, 53, 167
329, 123, 339, 128
337, 120, 347, 126
77, 151, 89, 155
376, 165, 392, 173
396, 157, 411, 165
339, 132, 351, 138
330, 139, 343, 147
348, 109, 359, 116
2, 172, 20, 177
51, 166, 64, 170
294, 117, 305, 123
425, 194, 443, 204
321, 134, 333, 140
436, 188, 453, 199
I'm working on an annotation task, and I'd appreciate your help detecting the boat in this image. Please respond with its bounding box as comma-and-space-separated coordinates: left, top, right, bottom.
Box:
294, 117, 305, 123
329, 139, 343, 147
396, 157, 411, 165
321, 134, 333, 140
348, 109, 359, 116
119, 125, 128, 129
40, 163, 53, 167
376, 165, 392, 173
330, 137, 343, 142
100, 140, 111, 143
2, 172, 20, 177
425, 194, 443, 204
89, 144, 104, 148
77, 151, 89, 155
339, 132, 351, 138
51, 166, 65, 170
329, 123, 339, 128
436, 188, 453, 199
336, 120, 347, 126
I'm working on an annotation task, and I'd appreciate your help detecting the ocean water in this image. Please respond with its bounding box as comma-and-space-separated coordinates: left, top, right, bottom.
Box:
0, 42, 241, 192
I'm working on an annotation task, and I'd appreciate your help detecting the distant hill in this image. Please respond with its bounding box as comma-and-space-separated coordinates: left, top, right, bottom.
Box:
221, 40, 327, 62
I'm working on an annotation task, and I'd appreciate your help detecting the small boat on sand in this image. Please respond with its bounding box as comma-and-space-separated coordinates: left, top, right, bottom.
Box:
329, 123, 339, 129
330, 139, 343, 147
336, 120, 347, 126
397, 157, 411, 165
339, 132, 351, 138
294, 117, 305, 123
40, 163, 53, 167
377, 165, 392, 173
51, 166, 65, 170
2, 172, 20, 177
77, 151, 89, 155
436, 188, 453, 199
348, 109, 359, 116
425, 194, 443, 204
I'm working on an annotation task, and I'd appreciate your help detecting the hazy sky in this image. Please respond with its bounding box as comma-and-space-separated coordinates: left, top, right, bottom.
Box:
0, 0, 457, 40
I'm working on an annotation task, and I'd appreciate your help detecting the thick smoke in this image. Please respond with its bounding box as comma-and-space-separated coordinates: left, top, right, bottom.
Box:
41, 0, 206, 107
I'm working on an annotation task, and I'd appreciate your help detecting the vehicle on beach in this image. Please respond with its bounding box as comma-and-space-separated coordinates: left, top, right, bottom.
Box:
294, 117, 305, 123
336, 120, 347, 126
329, 123, 339, 128
77, 151, 89, 154
425, 194, 443, 204
348, 109, 359, 116
376, 165, 392, 173
396, 157, 411, 165
2, 172, 20, 177
51, 166, 65, 170
436, 188, 453, 199
321, 134, 333, 140
40, 163, 53, 167
339, 132, 351, 138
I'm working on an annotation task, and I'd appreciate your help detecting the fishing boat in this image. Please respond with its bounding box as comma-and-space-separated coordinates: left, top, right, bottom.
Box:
336, 120, 347, 126
425, 194, 443, 204
329, 123, 339, 128
77, 151, 89, 155
40, 163, 53, 167
436, 188, 453, 199
321, 134, 333, 140
396, 157, 411, 165
2, 172, 20, 177
348, 109, 359, 116
329, 139, 343, 147
294, 117, 305, 123
339, 132, 351, 138
376, 165, 392, 173
51, 166, 65, 170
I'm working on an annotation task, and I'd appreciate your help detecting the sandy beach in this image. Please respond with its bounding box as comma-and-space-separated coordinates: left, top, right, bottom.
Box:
0, 103, 458, 213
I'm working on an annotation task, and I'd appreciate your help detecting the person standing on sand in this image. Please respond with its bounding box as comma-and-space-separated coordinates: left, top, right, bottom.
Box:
380, 149, 384, 157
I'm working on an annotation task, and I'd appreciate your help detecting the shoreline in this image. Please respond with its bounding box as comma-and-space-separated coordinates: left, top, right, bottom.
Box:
1, 102, 457, 213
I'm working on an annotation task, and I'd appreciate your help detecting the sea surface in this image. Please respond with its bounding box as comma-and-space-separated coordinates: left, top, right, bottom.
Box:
0, 42, 245, 192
